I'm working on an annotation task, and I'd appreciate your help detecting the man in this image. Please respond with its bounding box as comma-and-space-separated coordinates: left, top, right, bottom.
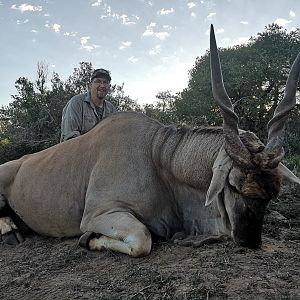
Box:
60, 68, 117, 142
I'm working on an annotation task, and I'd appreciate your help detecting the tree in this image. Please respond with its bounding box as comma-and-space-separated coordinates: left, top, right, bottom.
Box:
175, 52, 218, 126
0, 63, 55, 162
144, 91, 178, 125
108, 83, 141, 112
175, 24, 300, 154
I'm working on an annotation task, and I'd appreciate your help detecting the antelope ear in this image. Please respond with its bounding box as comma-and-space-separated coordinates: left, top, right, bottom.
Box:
205, 146, 233, 206
278, 163, 300, 185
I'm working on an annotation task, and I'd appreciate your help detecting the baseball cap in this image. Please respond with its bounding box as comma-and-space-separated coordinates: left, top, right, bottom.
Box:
91, 68, 111, 81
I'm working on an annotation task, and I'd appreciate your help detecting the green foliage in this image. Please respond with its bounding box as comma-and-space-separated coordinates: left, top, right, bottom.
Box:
144, 91, 179, 125
283, 155, 300, 176
107, 83, 141, 112
175, 51, 221, 126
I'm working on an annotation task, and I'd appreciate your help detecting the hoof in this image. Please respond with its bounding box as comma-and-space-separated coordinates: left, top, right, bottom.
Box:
2, 230, 24, 245
78, 231, 96, 249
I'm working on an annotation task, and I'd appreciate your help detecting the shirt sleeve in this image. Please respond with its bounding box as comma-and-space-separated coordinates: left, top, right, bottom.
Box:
60, 97, 83, 142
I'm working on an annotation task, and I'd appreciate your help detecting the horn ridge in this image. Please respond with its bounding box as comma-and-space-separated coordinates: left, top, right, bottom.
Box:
260, 53, 300, 168
267, 53, 300, 139
210, 24, 252, 167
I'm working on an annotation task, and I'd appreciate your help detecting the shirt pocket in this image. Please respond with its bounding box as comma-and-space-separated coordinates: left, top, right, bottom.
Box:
82, 114, 97, 133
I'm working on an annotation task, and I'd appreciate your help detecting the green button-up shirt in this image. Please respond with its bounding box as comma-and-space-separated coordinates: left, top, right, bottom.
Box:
60, 92, 117, 142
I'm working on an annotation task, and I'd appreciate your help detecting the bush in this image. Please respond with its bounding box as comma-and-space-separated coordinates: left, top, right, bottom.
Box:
283, 155, 300, 176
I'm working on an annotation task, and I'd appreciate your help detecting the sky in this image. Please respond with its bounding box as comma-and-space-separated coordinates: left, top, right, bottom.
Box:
0, 0, 299, 107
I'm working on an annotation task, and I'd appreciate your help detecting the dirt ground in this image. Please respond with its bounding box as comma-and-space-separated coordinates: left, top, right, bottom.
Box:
1, 184, 299, 300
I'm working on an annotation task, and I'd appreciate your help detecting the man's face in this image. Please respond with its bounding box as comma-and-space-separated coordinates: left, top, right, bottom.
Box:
90, 77, 110, 101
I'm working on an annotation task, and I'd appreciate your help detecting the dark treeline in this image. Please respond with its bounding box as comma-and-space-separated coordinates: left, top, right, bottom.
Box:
1, 24, 299, 170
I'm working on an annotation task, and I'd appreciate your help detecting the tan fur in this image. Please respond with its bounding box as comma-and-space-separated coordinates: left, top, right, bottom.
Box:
0, 112, 298, 254
0, 112, 224, 240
